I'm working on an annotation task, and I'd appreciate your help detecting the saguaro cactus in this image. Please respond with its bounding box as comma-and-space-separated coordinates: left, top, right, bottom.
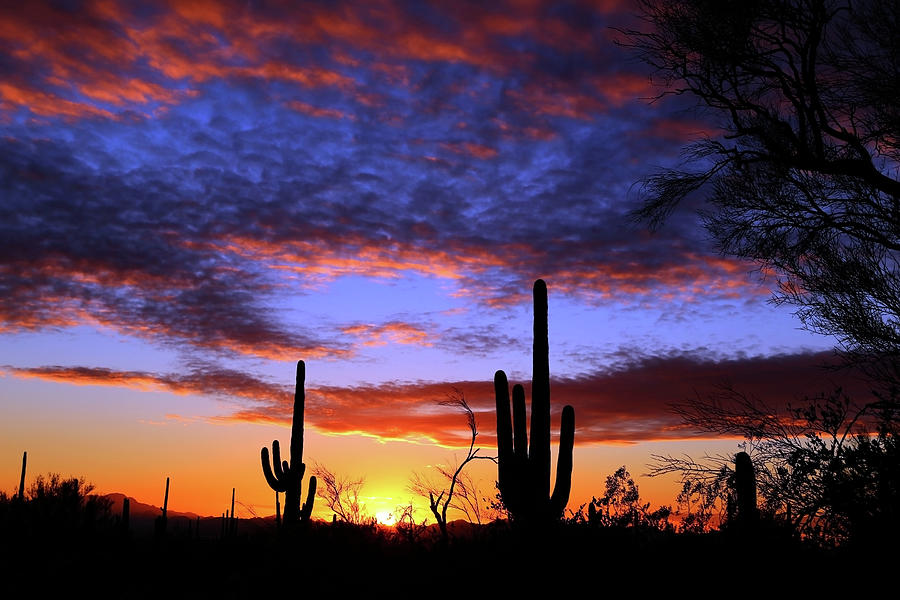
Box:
17, 451, 26, 501
275, 491, 281, 529
734, 451, 758, 527
230, 487, 237, 537
261, 360, 317, 525
155, 477, 169, 538
122, 497, 130, 535
494, 279, 575, 524
162, 477, 169, 521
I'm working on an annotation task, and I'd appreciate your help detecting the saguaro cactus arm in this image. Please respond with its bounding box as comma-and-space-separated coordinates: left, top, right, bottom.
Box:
550, 404, 575, 517
261, 440, 289, 492
300, 476, 317, 522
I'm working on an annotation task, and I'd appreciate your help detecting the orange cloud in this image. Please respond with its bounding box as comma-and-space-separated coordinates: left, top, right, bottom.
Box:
0, 82, 116, 120
5, 364, 285, 402
440, 141, 499, 159
341, 321, 432, 347
7, 351, 867, 448
215, 233, 512, 284
286, 100, 355, 120
210, 228, 763, 308
506, 85, 607, 121
0, 0, 646, 129
638, 117, 723, 143
593, 72, 653, 107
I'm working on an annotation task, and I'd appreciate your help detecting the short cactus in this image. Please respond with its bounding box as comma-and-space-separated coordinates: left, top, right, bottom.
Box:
494, 279, 575, 524
734, 451, 757, 527
261, 360, 317, 525
122, 496, 130, 535
154, 477, 169, 538
230, 487, 237, 537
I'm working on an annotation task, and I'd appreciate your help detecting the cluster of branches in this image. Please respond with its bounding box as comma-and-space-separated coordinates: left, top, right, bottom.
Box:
409, 389, 495, 542
569, 466, 673, 532
649, 384, 899, 544
310, 462, 371, 526
621, 0, 900, 383
1, 474, 113, 538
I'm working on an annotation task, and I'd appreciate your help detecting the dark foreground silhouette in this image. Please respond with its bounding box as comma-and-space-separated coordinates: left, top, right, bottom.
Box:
4, 282, 896, 594
2, 452, 893, 598
494, 279, 576, 526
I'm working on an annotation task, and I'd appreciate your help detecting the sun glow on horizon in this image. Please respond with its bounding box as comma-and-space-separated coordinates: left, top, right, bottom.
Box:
375, 510, 396, 526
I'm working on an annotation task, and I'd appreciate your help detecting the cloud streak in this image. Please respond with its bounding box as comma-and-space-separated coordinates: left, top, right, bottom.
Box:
6, 350, 871, 446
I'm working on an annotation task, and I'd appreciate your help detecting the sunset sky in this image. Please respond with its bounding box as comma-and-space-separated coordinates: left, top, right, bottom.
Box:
0, 0, 859, 522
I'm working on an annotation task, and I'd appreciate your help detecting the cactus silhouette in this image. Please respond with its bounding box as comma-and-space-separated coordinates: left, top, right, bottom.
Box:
230, 487, 237, 537
494, 279, 575, 524
275, 490, 281, 529
734, 451, 757, 527
122, 496, 130, 535
17, 451, 26, 501
155, 476, 169, 538
261, 360, 317, 526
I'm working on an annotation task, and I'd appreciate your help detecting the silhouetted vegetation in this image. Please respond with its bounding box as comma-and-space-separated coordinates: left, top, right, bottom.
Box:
4, 288, 895, 593
649, 386, 899, 547
2, 473, 113, 538
494, 279, 576, 526
154, 476, 169, 539
260, 360, 317, 527
622, 0, 900, 384
310, 462, 370, 526
17, 451, 26, 501
0, 447, 884, 595
621, 0, 900, 555
576, 466, 673, 533
410, 389, 495, 542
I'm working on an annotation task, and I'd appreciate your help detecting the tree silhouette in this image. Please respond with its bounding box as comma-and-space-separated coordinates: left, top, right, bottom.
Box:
310, 462, 370, 525
582, 466, 672, 531
621, 0, 900, 382
24, 473, 112, 535
649, 385, 900, 545
409, 389, 494, 542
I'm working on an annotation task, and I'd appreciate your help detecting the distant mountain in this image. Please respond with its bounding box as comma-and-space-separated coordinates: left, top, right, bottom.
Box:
100, 492, 287, 539
104, 492, 201, 519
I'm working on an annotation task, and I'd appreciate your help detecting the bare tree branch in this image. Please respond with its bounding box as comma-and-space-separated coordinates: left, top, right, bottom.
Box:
409, 388, 496, 542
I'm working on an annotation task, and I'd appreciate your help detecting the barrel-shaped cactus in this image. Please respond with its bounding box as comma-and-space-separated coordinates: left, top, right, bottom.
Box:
261, 360, 317, 525
495, 279, 575, 524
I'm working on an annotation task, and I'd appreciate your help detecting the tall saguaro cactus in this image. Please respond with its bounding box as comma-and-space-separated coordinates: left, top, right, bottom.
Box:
261, 360, 317, 525
494, 279, 576, 524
